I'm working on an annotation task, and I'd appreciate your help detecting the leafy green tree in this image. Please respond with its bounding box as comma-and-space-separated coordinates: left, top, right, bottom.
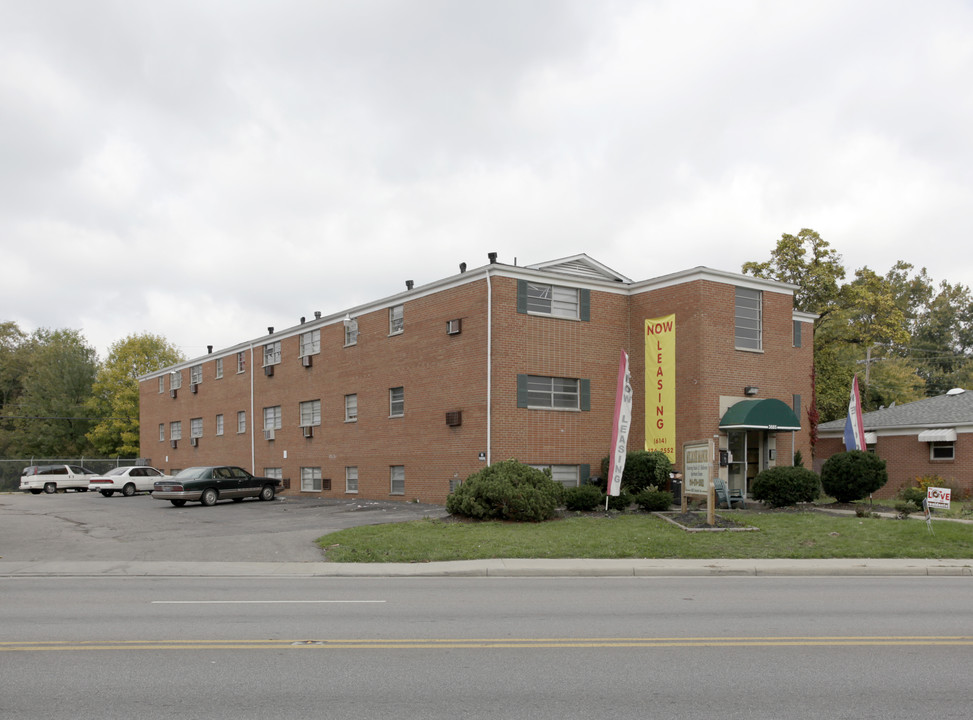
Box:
742, 228, 845, 317
0, 321, 29, 455
11, 329, 98, 456
86, 333, 185, 456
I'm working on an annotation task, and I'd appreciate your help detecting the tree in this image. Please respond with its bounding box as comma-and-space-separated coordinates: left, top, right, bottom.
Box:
11, 329, 98, 456
742, 228, 845, 318
0, 321, 29, 455
86, 333, 185, 456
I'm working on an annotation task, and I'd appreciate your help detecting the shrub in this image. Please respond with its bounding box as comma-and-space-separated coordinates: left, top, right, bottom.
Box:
605, 490, 633, 511
898, 485, 927, 507
820, 451, 889, 503
446, 459, 563, 522
564, 484, 603, 512
894, 501, 919, 519
751, 466, 821, 508
622, 451, 672, 494
635, 488, 674, 512
794, 450, 804, 468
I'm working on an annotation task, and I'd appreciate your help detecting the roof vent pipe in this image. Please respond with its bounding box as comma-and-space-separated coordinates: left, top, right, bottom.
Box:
459, 262, 467, 273
314, 311, 321, 319
406, 280, 414, 290
300, 316, 305, 324
268, 327, 274, 335
207, 345, 213, 354
488, 252, 498, 263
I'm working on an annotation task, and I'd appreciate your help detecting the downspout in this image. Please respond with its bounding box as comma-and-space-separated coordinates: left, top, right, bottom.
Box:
486, 269, 492, 466
249, 343, 255, 474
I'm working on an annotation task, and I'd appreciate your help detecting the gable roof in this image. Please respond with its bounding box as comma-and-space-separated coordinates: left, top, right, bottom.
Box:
818, 389, 973, 434
525, 254, 632, 283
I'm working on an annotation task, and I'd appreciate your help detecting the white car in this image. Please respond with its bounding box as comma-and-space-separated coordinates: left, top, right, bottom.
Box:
88, 466, 169, 497
20, 465, 98, 494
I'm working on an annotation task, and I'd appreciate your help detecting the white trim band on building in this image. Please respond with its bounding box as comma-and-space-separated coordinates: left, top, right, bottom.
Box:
917, 428, 957, 442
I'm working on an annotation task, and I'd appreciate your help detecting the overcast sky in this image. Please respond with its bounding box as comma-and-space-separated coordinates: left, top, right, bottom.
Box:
3, 0, 972, 360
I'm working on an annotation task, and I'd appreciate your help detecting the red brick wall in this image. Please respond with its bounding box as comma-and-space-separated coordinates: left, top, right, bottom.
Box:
140, 270, 813, 504
816, 435, 973, 499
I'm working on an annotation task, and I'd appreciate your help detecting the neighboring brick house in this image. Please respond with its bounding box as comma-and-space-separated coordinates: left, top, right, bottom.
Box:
139, 253, 815, 504
815, 388, 973, 499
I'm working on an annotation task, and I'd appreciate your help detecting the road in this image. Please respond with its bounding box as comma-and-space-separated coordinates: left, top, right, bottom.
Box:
3, 575, 972, 719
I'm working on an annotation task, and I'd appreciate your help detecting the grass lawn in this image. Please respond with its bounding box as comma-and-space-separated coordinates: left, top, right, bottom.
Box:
317, 510, 973, 563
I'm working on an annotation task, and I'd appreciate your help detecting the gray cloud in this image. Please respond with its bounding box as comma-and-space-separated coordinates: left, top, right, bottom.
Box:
2, 0, 972, 358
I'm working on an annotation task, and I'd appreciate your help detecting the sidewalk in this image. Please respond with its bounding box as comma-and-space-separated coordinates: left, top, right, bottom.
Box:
2, 558, 971, 577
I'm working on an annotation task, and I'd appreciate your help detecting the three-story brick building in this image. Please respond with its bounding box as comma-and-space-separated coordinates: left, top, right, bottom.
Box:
139, 253, 815, 504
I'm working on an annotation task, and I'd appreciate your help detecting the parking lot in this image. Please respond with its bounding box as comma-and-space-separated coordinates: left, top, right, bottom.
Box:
0, 491, 447, 563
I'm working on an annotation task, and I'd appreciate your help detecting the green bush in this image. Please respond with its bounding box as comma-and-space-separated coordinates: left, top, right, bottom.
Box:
622, 451, 672, 494
894, 501, 919, 518
634, 488, 673, 512
751, 466, 821, 507
564, 484, 603, 512
605, 490, 633, 511
446, 459, 563, 522
820, 451, 889, 503
898, 485, 927, 507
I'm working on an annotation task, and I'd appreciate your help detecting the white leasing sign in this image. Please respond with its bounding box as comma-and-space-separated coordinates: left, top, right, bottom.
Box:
683, 442, 711, 496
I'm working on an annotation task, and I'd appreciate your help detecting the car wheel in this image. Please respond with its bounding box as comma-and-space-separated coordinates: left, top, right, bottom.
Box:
122, 483, 136, 497
44, 483, 56, 494
100, 490, 115, 497
170, 499, 187, 507
259, 485, 276, 501
200, 488, 218, 506
30, 489, 42, 495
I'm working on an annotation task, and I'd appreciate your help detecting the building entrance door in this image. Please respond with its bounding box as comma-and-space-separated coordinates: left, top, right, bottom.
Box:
727, 430, 764, 497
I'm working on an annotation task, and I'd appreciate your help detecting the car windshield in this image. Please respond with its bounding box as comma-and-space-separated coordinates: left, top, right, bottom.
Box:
173, 467, 210, 479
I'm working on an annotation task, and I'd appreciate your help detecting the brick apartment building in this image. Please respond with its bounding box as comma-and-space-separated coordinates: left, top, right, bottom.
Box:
815, 389, 973, 499
139, 253, 815, 504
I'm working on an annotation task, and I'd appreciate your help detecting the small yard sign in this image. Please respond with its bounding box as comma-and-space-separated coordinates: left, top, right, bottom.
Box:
926, 487, 951, 510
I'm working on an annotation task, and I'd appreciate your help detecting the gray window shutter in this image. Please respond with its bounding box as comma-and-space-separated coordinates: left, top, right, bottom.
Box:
517, 280, 528, 314
517, 374, 529, 408
793, 320, 802, 348
580, 378, 591, 411
579, 289, 590, 322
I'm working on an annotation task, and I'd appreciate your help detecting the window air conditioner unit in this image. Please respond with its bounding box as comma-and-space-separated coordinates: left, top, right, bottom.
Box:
302, 425, 313, 438
190, 383, 198, 394
264, 365, 274, 377
264, 429, 275, 441
447, 318, 462, 335
445, 410, 462, 427
170, 389, 177, 399
302, 355, 312, 367
170, 439, 178, 449
190, 437, 198, 447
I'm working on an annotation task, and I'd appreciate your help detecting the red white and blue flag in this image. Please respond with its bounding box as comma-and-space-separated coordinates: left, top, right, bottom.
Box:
607, 350, 633, 496
843, 374, 866, 451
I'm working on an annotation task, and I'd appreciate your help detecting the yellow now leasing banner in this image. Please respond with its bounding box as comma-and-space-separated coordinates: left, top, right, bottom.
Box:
645, 315, 676, 462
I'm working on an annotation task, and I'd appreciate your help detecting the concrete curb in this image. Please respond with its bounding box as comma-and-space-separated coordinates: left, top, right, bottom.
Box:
2, 558, 972, 578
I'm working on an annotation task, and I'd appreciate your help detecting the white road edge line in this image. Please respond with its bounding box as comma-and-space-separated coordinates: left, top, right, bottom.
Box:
151, 600, 387, 604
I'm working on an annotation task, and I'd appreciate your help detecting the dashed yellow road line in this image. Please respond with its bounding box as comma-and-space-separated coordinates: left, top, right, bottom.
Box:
3, 636, 973, 652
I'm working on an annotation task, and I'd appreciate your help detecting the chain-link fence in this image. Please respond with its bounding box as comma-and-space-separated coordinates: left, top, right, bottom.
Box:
0, 458, 144, 492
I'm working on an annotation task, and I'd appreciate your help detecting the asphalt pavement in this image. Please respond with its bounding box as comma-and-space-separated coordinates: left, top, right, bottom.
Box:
2, 491, 971, 577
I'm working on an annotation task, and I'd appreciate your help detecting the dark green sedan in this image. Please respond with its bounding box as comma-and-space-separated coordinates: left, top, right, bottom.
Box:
153, 466, 281, 507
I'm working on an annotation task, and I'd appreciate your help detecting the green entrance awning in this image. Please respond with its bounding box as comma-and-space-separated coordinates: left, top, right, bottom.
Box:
719, 399, 801, 431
